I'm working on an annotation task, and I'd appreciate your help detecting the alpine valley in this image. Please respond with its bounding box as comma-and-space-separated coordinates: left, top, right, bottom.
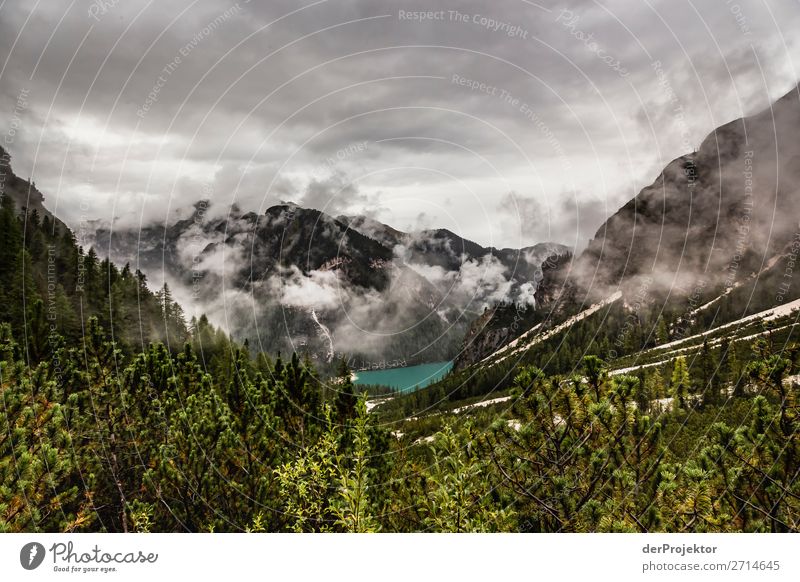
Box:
1, 76, 799, 533
90, 201, 568, 369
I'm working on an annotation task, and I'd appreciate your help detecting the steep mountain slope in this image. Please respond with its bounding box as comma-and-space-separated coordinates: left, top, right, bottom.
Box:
574, 83, 800, 302
454, 84, 800, 371
452, 250, 572, 371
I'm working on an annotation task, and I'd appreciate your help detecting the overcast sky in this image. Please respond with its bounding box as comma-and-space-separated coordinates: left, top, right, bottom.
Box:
1, 0, 798, 250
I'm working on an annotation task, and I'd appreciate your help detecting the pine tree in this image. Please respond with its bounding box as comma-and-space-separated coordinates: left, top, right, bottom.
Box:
421, 425, 514, 532
718, 337, 732, 399
635, 371, 651, 412
334, 359, 358, 424
583, 355, 606, 399
729, 342, 744, 397
333, 398, 380, 532
656, 315, 669, 345
698, 339, 719, 406
671, 356, 691, 410
646, 368, 665, 400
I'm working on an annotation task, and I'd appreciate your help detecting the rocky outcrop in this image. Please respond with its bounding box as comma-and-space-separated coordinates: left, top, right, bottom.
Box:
0, 146, 68, 232
573, 83, 800, 302
453, 251, 572, 370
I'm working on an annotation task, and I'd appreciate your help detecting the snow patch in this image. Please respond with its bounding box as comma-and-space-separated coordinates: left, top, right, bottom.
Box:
450, 395, 513, 414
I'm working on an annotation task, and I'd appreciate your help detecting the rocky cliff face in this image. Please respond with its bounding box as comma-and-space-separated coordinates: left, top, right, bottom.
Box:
453, 84, 800, 370
573, 83, 800, 303
452, 307, 506, 372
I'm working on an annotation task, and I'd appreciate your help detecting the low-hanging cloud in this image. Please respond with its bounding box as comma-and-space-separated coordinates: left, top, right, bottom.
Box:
2, 0, 797, 249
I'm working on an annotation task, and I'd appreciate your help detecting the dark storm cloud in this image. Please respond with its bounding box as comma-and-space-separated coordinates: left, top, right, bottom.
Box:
0, 0, 798, 246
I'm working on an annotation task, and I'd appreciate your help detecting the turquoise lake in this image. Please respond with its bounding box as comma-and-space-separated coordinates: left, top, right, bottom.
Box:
352, 361, 453, 393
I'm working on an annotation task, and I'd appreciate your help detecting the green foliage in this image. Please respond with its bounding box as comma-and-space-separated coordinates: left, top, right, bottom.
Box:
0, 193, 187, 364
333, 398, 381, 533
656, 315, 669, 344
0, 307, 798, 533
275, 398, 383, 532
671, 356, 691, 410
0, 188, 798, 532
481, 370, 665, 531
419, 426, 515, 532
275, 408, 339, 532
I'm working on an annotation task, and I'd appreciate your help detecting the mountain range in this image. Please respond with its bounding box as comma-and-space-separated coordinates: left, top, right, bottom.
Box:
91, 201, 567, 367
12, 83, 800, 377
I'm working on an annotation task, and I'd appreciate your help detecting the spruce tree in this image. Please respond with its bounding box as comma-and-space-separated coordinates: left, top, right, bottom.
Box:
671, 356, 691, 410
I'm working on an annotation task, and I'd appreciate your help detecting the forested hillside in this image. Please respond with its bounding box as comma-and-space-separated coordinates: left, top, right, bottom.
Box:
0, 149, 189, 359
2, 196, 798, 532
0, 149, 390, 531
1, 101, 799, 532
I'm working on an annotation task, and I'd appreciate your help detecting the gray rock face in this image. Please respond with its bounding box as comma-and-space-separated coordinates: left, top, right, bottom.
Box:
453, 84, 800, 370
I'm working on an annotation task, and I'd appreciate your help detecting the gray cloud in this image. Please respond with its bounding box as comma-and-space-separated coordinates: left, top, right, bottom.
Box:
299, 171, 368, 216
496, 190, 617, 251
1, 0, 798, 247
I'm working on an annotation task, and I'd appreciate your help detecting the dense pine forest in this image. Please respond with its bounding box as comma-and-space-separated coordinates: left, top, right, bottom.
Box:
0, 177, 798, 532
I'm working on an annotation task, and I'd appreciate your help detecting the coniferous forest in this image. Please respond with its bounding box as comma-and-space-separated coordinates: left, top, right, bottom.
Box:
1, 1, 799, 539
0, 180, 798, 533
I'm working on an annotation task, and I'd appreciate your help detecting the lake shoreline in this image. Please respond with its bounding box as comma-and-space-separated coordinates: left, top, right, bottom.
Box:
353, 360, 453, 394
